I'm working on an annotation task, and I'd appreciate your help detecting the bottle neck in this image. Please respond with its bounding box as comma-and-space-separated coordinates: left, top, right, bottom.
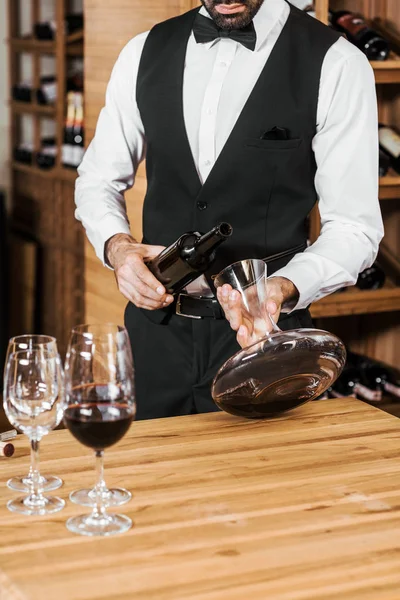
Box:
192, 223, 232, 257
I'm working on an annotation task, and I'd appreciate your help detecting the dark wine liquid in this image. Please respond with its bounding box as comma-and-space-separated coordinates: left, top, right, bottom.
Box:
64, 403, 133, 450
213, 334, 342, 419
215, 374, 321, 419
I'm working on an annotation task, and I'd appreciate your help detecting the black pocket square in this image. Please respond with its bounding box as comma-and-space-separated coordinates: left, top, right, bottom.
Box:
260, 126, 289, 141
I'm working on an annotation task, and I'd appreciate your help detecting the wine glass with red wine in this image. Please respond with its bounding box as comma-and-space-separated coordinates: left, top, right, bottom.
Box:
5, 335, 63, 493
63, 324, 136, 536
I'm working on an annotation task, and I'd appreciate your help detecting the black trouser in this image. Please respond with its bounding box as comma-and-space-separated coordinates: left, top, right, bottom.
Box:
125, 302, 313, 420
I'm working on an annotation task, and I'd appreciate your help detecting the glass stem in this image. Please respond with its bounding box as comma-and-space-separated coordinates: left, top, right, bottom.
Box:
91, 450, 108, 520
26, 438, 46, 507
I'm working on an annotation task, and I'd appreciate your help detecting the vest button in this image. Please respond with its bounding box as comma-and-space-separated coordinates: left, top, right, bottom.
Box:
197, 201, 208, 211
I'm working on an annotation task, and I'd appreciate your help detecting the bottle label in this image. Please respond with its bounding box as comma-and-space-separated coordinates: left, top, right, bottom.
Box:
379, 127, 400, 159
71, 146, 85, 167
384, 382, 400, 398
354, 383, 382, 402
62, 144, 75, 165
337, 14, 368, 37
42, 81, 57, 103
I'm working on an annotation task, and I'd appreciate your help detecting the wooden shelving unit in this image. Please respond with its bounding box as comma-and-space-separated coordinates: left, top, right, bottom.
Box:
311, 286, 400, 318
379, 169, 400, 199
371, 54, 400, 84
12, 100, 56, 117
9, 34, 83, 56
311, 0, 400, 323
12, 161, 78, 182
7, 0, 85, 356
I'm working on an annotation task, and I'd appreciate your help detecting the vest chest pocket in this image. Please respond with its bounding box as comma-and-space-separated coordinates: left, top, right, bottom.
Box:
245, 138, 302, 150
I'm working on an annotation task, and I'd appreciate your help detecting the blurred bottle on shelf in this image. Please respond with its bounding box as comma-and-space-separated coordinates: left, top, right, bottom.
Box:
330, 10, 390, 61
36, 137, 57, 170
62, 91, 76, 168
62, 91, 85, 169
34, 14, 84, 40
12, 82, 32, 103
379, 148, 391, 177
379, 124, 400, 174
346, 351, 400, 400
72, 92, 85, 167
330, 364, 382, 402
356, 263, 386, 290
13, 142, 34, 164
36, 76, 57, 105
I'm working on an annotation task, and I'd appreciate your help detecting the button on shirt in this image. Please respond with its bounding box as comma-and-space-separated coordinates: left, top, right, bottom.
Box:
75, 0, 384, 311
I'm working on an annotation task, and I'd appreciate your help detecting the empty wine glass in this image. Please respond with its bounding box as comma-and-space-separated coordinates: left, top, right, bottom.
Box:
213, 259, 346, 418
4, 335, 63, 493
215, 258, 280, 344
3, 350, 65, 515
63, 323, 136, 536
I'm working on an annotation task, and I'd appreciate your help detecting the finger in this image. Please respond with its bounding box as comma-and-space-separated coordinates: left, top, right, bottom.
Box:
142, 245, 167, 260
118, 265, 168, 301
266, 299, 278, 316
216, 285, 232, 312
119, 278, 173, 309
119, 282, 164, 310
133, 261, 168, 296
236, 325, 250, 348
227, 291, 244, 330
133, 275, 172, 302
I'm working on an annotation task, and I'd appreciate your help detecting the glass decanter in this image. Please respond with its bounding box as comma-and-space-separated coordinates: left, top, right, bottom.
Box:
212, 259, 346, 418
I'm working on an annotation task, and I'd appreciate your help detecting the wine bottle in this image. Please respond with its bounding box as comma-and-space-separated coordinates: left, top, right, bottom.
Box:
34, 14, 84, 40
356, 263, 385, 290
36, 76, 57, 105
62, 92, 76, 169
13, 142, 33, 165
71, 92, 85, 167
330, 366, 382, 402
12, 82, 32, 103
379, 148, 391, 177
379, 124, 400, 174
330, 10, 390, 61
36, 137, 57, 170
362, 364, 400, 399
147, 223, 233, 294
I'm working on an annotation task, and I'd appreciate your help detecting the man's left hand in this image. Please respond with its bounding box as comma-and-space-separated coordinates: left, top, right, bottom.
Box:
217, 276, 299, 348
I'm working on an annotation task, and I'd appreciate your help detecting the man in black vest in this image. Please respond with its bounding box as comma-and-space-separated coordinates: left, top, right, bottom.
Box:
75, 0, 383, 419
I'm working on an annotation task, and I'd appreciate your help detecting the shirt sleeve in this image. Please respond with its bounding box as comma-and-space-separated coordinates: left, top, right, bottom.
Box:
272, 42, 384, 311
74, 33, 148, 264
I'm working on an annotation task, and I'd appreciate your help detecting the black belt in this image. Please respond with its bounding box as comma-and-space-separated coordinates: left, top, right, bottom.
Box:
176, 294, 223, 319
175, 243, 306, 320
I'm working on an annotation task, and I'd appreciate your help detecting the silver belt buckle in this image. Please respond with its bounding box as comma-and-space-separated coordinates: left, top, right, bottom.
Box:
176, 294, 202, 319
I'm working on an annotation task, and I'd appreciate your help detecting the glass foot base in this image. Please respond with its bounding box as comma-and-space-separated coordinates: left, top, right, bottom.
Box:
66, 513, 132, 536
7, 475, 63, 493
7, 495, 65, 516
69, 487, 132, 507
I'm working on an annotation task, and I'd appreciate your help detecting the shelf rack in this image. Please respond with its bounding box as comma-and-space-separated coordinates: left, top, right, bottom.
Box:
7, 0, 84, 356
311, 0, 400, 319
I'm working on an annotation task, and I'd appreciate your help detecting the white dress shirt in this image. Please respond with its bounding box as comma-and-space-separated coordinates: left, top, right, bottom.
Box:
75, 0, 384, 311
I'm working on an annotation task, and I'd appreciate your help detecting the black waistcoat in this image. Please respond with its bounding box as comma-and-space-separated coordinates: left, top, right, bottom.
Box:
136, 3, 340, 323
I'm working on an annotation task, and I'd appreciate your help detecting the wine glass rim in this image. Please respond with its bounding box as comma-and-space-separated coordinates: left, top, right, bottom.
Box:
8, 334, 57, 344
214, 258, 267, 289
6, 348, 60, 360
71, 323, 128, 337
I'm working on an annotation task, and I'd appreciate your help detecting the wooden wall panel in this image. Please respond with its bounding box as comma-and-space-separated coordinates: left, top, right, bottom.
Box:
11, 174, 85, 357
84, 0, 194, 324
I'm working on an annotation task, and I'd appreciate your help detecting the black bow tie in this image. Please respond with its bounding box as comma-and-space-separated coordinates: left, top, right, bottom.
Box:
193, 12, 257, 51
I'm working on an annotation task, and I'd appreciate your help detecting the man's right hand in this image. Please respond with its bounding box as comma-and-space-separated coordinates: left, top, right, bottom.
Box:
105, 233, 174, 310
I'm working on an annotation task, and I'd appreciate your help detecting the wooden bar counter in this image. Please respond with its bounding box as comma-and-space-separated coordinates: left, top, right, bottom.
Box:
1, 398, 400, 599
